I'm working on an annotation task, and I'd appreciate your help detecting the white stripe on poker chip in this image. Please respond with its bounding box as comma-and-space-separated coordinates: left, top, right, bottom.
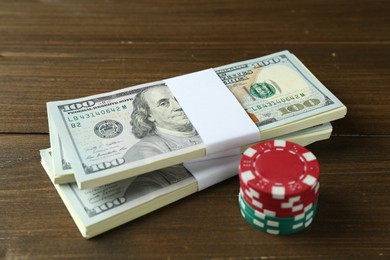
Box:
239, 199, 245, 210
254, 210, 266, 220
292, 204, 304, 212
306, 211, 314, 220
288, 196, 301, 203
266, 220, 279, 227
305, 217, 313, 227
274, 140, 286, 147
246, 188, 259, 199
241, 170, 255, 185
302, 175, 317, 187
294, 212, 305, 221
314, 182, 320, 193
266, 229, 279, 235
304, 203, 313, 212
281, 202, 293, 209
293, 222, 304, 229
252, 199, 263, 209
244, 189, 252, 198
302, 151, 317, 161
253, 219, 265, 228
244, 147, 258, 158
263, 209, 276, 217
272, 186, 286, 199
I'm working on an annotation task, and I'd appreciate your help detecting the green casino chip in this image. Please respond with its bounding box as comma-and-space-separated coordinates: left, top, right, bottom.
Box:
238, 192, 317, 234
239, 191, 318, 223
239, 205, 315, 235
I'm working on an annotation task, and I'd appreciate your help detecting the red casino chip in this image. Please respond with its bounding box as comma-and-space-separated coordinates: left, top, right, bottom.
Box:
242, 191, 319, 218
239, 140, 320, 200
240, 184, 319, 210
239, 178, 320, 204
242, 188, 318, 217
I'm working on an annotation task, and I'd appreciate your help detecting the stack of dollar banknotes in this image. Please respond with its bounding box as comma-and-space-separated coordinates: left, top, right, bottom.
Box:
40, 51, 347, 238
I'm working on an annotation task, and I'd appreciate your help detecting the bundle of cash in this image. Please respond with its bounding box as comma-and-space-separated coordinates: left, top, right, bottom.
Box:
41, 50, 346, 238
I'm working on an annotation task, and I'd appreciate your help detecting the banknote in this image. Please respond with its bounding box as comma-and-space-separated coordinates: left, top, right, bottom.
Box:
47, 81, 208, 189
214, 51, 346, 136
47, 51, 346, 189
40, 148, 197, 238
47, 110, 74, 183
50, 119, 332, 184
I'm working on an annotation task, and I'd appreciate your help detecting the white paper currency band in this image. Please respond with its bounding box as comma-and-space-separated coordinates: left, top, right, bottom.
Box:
184, 154, 241, 191
165, 68, 260, 155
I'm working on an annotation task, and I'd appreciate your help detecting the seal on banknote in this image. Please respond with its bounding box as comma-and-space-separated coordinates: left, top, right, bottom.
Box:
94, 120, 123, 139
250, 82, 276, 99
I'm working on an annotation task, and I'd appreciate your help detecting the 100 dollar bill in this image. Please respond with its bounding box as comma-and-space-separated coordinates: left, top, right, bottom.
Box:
214, 51, 345, 136
49, 120, 333, 184
47, 82, 206, 189
47, 51, 346, 189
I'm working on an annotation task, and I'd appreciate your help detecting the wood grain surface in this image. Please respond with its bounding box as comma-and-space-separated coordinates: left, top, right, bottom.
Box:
1, 0, 389, 259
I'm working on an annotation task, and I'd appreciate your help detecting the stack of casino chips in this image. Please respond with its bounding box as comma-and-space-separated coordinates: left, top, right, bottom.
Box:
238, 140, 320, 235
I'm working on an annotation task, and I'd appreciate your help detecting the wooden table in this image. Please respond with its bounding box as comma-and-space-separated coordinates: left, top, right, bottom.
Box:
1, 0, 389, 258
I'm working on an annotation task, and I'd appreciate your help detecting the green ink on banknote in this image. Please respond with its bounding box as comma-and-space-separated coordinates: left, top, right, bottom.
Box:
249, 82, 276, 99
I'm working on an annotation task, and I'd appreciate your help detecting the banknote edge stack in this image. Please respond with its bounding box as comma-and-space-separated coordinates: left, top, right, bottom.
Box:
40, 50, 347, 238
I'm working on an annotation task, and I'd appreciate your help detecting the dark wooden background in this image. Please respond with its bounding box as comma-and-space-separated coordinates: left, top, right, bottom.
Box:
1, 0, 389, 258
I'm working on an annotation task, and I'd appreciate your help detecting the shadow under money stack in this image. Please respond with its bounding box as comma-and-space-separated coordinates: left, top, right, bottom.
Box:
238, 140, 320, 235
